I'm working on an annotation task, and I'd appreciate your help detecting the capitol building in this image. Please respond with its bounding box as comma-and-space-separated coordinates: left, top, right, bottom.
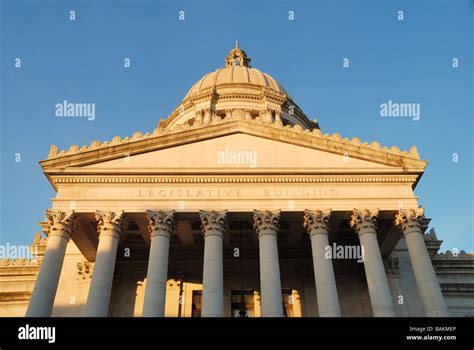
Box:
1, 44, 473, 317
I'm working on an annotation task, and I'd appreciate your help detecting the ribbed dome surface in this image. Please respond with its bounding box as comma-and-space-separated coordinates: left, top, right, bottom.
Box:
184, 66, 287, 99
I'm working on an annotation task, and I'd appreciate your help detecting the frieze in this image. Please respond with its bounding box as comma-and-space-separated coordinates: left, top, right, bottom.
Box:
53, 176, 418, 185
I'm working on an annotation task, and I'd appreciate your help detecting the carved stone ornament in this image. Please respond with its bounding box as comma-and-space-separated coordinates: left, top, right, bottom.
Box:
199, 210, 227, 237
434, 250, 474, 260
424, 227, 438, 241
394, 207, 425, 236
253, 209, 281, 237
384, 257, 399, 276
77, 261, 93, 281
45, 209, 76, 240
32, 232, 47, 246
225, 41, 251, 68
146, 210, 175, 239
48, 145, 58, 158
350, 209, 379, 235
95, 210, 125, 239
0, 257, 42, 267
303, 209, 331, 237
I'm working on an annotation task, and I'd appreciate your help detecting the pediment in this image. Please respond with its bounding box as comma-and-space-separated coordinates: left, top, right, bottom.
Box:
82, 133, 397, 173
40, 119, 427, 177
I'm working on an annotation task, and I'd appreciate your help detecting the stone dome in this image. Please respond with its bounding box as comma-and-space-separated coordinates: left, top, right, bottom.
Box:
165, 42, 316, 131
184, 66, 288, 99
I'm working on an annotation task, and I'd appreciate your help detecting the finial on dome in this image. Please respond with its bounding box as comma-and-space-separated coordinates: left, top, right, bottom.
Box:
225, 41, 251, 68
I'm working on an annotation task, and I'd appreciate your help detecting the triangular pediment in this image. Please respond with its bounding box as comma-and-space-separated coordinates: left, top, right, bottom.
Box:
81, 133, 397, 172
41, 119, 427, 177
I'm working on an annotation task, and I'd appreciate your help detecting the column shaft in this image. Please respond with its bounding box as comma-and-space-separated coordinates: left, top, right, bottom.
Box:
358, 232, 396, 316
142, 210, 174, 317
396, 208, 449, 317
304, 209, 341, 317
201, 231, 224, 317
259, 233, 284, 316
311, 234, 341, 316
83, 211, 123, 317
200, 210, 226, 317
26, 210, 75, 317
351, 209, 396, 317
83, 234, 119, 316
143, 235, 170, 316
254, 210, 284, 317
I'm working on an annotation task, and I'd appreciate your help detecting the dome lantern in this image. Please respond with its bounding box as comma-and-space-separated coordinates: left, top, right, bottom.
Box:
225, 41, 251, 68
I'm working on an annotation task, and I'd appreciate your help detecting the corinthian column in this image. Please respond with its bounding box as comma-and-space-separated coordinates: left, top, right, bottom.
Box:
253, 209, 284, 317
395, 208, 449, 317
83, 211, 124, 317
199, 210, 227, 317
350, 209, 395, 317
26, 210, 75, 317
303, 209, 341, 317
142, 210, 175, 317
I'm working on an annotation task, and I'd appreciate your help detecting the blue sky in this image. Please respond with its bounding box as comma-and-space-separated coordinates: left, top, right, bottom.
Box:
1, 0, 472, 252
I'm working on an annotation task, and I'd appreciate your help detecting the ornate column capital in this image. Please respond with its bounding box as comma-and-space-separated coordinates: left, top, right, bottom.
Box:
303, 209, 331, 237
199, 210, 227, 238
95, 210, 125, 239
45, 209, 76, 240
146, 210, 175, 239
253, 209, 281, 238
394, 207, 425, 237
350, 209, 379, 236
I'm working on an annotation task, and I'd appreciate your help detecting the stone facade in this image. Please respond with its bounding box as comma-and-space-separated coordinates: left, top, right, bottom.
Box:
1, 45, 472, 317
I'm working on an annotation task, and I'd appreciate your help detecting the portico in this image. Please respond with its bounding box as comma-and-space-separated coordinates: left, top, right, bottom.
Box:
26, 206, 448, 317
